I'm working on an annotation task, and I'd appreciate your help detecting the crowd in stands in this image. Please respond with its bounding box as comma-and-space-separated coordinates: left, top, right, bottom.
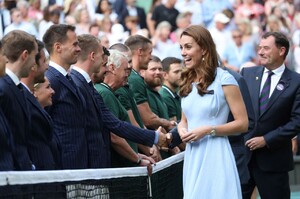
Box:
0, 0, 299, 71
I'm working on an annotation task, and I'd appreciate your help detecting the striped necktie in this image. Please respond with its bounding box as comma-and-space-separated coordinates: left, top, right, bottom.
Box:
259, 70, 274, 115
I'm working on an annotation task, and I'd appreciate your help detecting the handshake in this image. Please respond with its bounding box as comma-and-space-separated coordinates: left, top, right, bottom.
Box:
156, 126, 173, 151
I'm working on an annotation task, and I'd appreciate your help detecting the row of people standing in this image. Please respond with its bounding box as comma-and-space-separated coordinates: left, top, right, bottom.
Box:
0, 26, 171, 174
1, 22, 299, 199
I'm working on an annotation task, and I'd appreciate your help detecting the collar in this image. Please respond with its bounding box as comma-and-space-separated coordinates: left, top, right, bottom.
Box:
131, 68, 139, 75
263, 64, 285, 77
162, 85, 177, 98
72, 66, 91, 83
20, 82, 32, 93
100, 82, 113, 92
5, 68, 20, 85
49, 61, 68, 76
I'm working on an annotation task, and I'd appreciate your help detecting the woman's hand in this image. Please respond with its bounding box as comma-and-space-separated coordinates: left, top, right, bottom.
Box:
180, 126, 210, 143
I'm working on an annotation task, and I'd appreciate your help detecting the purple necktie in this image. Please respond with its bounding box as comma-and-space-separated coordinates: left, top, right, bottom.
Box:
259, 71, 274, 115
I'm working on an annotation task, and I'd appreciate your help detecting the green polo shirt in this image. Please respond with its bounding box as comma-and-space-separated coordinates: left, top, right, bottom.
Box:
159, 85, 181, 121
95, 82, 138, 167
128, 69, 148, 105
115, 84, 145, 128
146, 86, 169, 120
146, 85, 171, 159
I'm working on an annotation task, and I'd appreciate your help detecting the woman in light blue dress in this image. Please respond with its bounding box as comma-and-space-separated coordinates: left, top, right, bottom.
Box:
178, 25, 249, 199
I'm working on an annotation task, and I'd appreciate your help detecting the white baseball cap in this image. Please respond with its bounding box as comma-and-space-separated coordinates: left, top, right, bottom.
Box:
214, 13, 230, 24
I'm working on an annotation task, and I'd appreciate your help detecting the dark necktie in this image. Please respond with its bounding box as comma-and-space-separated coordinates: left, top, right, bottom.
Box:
88, 81, 94, 88
66, 73, 77, 89
259, 71, 274, 115
88, 81, 96, 94
17, 83, 23, 91
65, 73, 72, 81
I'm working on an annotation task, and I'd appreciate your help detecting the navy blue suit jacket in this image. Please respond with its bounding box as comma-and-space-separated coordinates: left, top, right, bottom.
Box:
226, 68, 254, 184
0, 107, 14, 171
94, 91, 156, 146
241, 66, 300, 172
72, 70, 156, 167
45, 66, 88, 169
23, 87, 61, 170
0, 75, 32, 170
71, 69, 110, 168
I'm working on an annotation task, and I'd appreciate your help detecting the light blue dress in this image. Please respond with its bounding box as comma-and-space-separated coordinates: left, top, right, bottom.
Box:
181, 68, 242, 199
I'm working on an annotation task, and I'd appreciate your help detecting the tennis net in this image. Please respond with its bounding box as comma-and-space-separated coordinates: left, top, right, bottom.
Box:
0, 152, 184, 199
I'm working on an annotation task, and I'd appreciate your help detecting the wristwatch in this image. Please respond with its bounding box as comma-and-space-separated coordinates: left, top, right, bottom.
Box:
208, 126, 216, 136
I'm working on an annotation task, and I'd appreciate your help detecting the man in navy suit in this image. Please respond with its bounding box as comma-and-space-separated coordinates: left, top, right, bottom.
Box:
71, 34, 166, 168
241, 32, 300, 199
42, 24, 88, 169
0, 40, 14, 171
21, 40, 61, 170
0, 30, 38, 171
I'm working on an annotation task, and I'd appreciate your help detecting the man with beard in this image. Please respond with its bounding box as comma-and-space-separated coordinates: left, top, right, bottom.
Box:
91, 46, 110, 84
111, 43, 161, 162
140, 55, 181, 159
21, 40, 60, 170
95, 49, 155, 167
159, 57, 183, 122
125, 35, 176, 132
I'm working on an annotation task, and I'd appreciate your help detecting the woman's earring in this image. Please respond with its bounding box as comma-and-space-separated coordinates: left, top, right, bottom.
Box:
202, 57, 205, 62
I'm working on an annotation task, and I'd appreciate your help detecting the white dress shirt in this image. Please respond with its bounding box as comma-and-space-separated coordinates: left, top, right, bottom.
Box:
260, 64, 285, 97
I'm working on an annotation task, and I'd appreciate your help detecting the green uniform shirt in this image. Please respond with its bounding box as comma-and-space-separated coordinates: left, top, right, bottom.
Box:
128, 69, 148, 105
95, 83, 138, 167
159, 85, 181, 121
146, 85, 169, 120
146, 85, 171, 159
115, 84, 145, 128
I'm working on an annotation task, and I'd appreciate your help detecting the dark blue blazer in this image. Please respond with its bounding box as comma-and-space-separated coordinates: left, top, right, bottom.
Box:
226, 68, 254, 184
72, 70, 156, 167
94, 92, 156, 146
23, 87, 61, 170
0, 107, 14, 171
71, 69, 110, 168
241, 66, 300, 172
45, 66, 88, 169
0, 75, 32, 170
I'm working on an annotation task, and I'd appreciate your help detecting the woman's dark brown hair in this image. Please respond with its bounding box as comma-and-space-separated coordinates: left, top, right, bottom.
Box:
179, 25, 219, 97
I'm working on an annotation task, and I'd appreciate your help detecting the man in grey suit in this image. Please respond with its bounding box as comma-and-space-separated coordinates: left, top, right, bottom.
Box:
241, 32, 300, 199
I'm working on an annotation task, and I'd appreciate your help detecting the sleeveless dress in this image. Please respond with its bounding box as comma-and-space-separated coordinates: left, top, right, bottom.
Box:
181, 68, 242, 199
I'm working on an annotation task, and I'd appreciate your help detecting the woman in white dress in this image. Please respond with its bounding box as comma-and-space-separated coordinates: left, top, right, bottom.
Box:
178, 25, 249, 199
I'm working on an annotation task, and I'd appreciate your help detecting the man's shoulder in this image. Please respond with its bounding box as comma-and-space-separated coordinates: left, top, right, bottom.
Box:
95, 84, 114, 96
129, 71, 143, 81
159, 86, 172, 98
115, 86, 128, 95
